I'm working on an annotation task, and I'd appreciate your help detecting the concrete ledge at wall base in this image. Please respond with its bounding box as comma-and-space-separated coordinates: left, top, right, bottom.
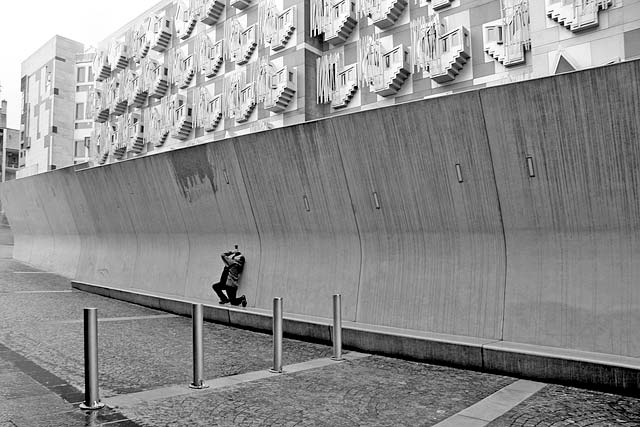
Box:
342, 322, 491, 370
484, 342, 640, 395
71, 280, 332, 341
71, 280, 640, 395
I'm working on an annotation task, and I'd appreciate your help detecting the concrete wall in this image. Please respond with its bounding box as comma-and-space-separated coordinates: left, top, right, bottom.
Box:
3, 59, 640, 359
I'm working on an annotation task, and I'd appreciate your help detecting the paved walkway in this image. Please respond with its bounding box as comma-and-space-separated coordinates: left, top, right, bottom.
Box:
0, 258, 639, 426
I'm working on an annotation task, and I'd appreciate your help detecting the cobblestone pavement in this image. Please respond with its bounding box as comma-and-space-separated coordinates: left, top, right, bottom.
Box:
1, 258, 640, 426
120, 355, 514, 426
489, 384, 640, 427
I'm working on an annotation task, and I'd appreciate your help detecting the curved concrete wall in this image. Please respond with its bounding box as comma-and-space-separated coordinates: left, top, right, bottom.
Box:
2, 60, 639, 357
328, 93, 505, 338
481, 63, 640, 356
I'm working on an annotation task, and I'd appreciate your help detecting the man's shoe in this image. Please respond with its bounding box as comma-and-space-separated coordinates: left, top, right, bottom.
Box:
241, 295, 247, 308
219, 299, 230, 305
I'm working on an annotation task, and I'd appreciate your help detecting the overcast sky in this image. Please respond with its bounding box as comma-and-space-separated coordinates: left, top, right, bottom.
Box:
0, 0, 163, 129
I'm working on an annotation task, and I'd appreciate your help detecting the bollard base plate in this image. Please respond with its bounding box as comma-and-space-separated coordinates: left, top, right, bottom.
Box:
79, 401, 105, 411
189, 383, 210, 389
331, 356, 344, 361
268, 368, 283, 374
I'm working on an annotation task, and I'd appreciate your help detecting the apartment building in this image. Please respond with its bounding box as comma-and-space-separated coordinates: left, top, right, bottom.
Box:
0, 100, 19, 182
18, 36, 88, 178
15, 1, 640, 169
73, 52, 96, 164
84, 0, 640, 166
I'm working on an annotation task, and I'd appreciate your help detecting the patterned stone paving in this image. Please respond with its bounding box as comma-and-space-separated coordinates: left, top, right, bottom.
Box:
489, 384, 640, 427
120, 356, 515, 427
1, 258, 639, 426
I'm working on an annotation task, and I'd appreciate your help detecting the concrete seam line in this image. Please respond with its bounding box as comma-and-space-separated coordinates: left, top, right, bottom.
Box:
331, 118, 364, 323
432, 379, 546, 427
230, 138, 264, 310
477, 89, 509, 343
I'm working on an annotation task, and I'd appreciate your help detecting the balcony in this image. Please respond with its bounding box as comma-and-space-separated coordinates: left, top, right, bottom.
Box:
324, 0, 357, 45
91, 89, 110, 123
237, 25, 257, 65
264, 67, 296, 113
134, 21, 151, 61
431, 0, 452, 10
150, 105, 171, 147
370, 0, 408, 29
230, 0, 251, 10
203, 40, 224, 78
149, 64, 170, 98
127, 114, 146, 153
428, 26, 471, 83
175, 3, 198, 40
176, 53, 196, 89
271, 7, 296, 51
98, 149, 109, 164
93, 52, 111, 82
236, 83, 256, 123
151, 16, 172, 52
372, 45, 411, 97
113, 141, 127, 159
546, 0, 612, 32
112, 121, 127, 160
170, 95, 193, 141
331, 64, 358, 109
199, 0, 225, 25
109, 78, 128, 116
109, 42, 130, 72
204, 95, 223, 131
483, 22, 526, 67
127, 72, 148, 108
92, 124, 109, 164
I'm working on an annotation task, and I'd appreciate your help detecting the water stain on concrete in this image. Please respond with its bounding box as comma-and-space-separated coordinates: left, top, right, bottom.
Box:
169, 145, 217, 202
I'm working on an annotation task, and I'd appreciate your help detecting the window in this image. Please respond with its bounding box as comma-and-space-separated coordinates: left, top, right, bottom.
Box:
77, 67, 86, 83
74, 139, 90, 157
51, 126, 58, 134
87, 66, 93, 81
84, 137, 91, 155
53, 88, 59, 95
75, 103, 85, 120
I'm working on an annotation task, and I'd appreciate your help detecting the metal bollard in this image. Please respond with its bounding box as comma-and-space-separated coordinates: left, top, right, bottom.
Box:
331, 294, 343, 361
189, 303, 208, 389
269, 297, 283, 373
79, 308, 104, 410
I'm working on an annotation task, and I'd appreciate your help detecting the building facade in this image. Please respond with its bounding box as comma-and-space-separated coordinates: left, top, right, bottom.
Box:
87, 0, 640, 166
18, 36, 94, 178
0, 100, 20, 182
17, 1, 640, 169
73, 52, 96, 164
